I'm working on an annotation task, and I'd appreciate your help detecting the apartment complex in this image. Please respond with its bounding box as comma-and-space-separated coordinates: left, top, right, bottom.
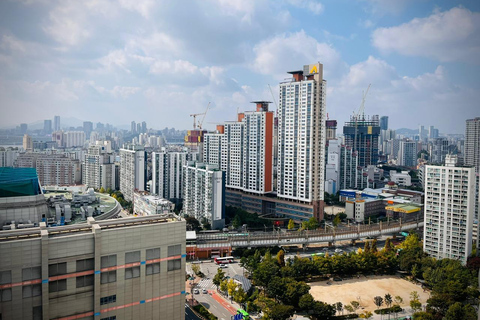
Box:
83, 143, 116, 191
203, 101, 274, 194
465, 117, 480, 173
23, 134, 33, 151
0, 215, 186, 320
423, 155, 475, 264
119, 145, 146, 201
277, 63, 326, 220
133, 192, 174, 216
151, 152, 187, 200
15, 153, 81, 186
183, 162, 225, 229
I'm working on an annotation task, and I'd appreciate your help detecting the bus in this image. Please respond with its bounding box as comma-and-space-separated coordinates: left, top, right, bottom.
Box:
236, 309, 250, 319
214, 256, 234, 264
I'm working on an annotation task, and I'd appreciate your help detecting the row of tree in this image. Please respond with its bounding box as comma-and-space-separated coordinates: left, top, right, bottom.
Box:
236, 233, 478, 319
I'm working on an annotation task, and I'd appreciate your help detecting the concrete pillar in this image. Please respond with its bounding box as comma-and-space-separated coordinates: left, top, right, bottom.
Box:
92, 223, 102, 319
40, 224, 49, 320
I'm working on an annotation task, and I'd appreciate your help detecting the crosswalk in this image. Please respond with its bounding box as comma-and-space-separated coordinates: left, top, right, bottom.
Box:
196, 278, 217, 289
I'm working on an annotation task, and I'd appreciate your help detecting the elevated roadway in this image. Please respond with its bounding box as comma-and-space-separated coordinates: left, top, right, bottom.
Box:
196, 218, 423, 249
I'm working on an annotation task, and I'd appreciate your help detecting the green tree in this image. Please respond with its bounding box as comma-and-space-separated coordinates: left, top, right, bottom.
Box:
99, 187, 106, 193
374, 296, 383, 310
191, 264, 200, 276
384, 293, 393, 308
410, 291, 422, 312
185, 215, 201, 231
287, 219, 295, 230
232, 215, 242, 229
359, 311, 373, 319
298, 293, 315, 311
266, 304, 294, 320
220, 279, 228, 293
350, 301, 360, 313
333, 215, 341, 227
364, 241, 371, 253
371, 238, 378, 253
394, 296, 403, 305
227, 279, 238, 297
335, 302, 343, 315
213, 268, 226, 286
413, 312, 435, 320
344, 304, 354, 314
444, 302, 477, 320
233, 286, 247, 304
384, 238, 393, 252
277, 249, 285, 267
312, 301, 336, 319
302, 217, 319, 230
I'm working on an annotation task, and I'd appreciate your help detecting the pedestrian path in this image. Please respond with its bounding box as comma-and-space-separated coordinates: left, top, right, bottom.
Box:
196, 278, 217, 289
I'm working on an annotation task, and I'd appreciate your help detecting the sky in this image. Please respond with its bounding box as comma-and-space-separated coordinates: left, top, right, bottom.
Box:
0, 0, 479, 134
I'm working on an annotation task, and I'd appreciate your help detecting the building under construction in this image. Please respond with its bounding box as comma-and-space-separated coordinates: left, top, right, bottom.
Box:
343, 114, 380, 167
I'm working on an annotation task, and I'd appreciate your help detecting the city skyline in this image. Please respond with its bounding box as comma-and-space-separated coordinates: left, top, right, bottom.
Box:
1, 1, 479, 134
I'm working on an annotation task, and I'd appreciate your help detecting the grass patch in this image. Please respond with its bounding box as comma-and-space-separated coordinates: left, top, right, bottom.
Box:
193, 304, 218, 320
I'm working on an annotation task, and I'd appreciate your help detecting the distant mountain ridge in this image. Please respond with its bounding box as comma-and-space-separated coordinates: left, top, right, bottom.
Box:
394, 128, 418, 135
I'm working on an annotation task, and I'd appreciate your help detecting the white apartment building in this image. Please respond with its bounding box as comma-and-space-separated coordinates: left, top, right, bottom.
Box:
0, 148, 18, 167
424, 155, 476, 264
390, 170, 412, 187
277, 63, 326, 220
183, 161, 225, 229
203, 102, 274, 194
151, 152, 187, 200
120, 144, 146, 201
83, 144, 116, 191
64, 131, 86, 148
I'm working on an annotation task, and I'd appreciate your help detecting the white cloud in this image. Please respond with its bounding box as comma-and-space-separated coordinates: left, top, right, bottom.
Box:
251, 30, 345, 79
43, 2, 90, 46
98, 50, 130, 73
362, 0, 414, 15
287, 0, 324, 15
118, 0, 155, 18
328, 57, 477, 133
372, 7, 480, 63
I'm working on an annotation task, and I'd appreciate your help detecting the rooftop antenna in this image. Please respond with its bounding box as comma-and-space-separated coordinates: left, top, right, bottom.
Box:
268, 84, 278, 110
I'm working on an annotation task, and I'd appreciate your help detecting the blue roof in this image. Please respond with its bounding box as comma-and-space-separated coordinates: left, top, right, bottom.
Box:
0, 167, 42, 197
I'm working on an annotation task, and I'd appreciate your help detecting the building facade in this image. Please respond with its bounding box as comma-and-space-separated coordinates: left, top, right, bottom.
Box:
423, 155, 475, 264
183, 162, 225, 229
277, 63, 326, 220
0, 215, 186, 320
151, 152, 187, 200
465, 117, 480, 173
23, 134, 33, 151
120, 145, 146, 201
343, 115, 380, 167
83, 144, 116, 191
397, 140, 417, 167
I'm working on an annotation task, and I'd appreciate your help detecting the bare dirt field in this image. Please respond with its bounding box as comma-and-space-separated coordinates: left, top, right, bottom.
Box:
309, 275, 430, 312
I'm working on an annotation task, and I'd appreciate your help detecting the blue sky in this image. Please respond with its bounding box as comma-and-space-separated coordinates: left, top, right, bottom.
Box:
0, 0, 479, 134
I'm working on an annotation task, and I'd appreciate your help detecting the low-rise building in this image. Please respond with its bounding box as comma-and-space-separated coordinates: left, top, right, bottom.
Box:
133, 192, 174, 216
390, 170, 412, 186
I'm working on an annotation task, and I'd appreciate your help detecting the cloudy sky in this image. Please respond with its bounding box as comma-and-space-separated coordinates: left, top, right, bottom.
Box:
0, 0, 479, 133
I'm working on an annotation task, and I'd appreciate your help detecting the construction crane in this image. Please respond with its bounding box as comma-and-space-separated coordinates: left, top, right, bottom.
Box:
353, 84, 371, 153
190, 102, 211, 129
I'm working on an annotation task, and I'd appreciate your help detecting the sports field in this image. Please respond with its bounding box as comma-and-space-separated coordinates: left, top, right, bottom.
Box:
309, 275, 429, 312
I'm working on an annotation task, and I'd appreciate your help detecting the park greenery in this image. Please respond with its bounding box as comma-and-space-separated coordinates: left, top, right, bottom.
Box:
229, 232, 479, 320
226, 206, 273, 230
107, 189, 133, 213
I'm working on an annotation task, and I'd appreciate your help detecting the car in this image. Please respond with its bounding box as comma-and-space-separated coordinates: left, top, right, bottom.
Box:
193, 289, 199, 294
220, 264, 228, 268
202, 289, 208, 294
335, 249, 343, 253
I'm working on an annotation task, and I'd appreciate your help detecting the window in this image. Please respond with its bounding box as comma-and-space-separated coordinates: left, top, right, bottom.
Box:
101, 317, 116, 320
33, 306, 42, 320
0, 288, 12, 302
100, 271, 116, 284
100, 294, 116, 305
0, 271, 11, 285
48, 262, 67, 277
22, 267, 41, 281
101, 255, 117, 268
22, 284, 42, 298
76, 275, 94, 288
168, 244, 181, 257
125, 266, 140, 279
146, 248, 160, 260
146, 263, 160, 275
76, 258, 94, 272
48, 279, 67, 293
167, 259, 181, 271
125, 251, 140, 264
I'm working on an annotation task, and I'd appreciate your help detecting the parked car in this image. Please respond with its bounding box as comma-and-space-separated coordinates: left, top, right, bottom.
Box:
193, 289, 199, 294
220, 264, 228, 268
202, 289, 207, 294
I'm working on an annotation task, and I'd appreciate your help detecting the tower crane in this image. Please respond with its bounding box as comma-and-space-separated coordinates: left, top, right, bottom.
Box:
353, 84, 371, 153
190, 102, 211, 130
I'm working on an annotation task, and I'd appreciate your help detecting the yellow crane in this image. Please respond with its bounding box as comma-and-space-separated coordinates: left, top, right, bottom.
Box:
190, 102, 211, 129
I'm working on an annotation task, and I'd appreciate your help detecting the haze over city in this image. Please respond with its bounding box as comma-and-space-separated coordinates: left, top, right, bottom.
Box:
1, 0, 479, 133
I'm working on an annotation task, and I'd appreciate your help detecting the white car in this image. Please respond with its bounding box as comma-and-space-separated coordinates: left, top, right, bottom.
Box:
219, 264, 228, 268
193, 289, 199, 294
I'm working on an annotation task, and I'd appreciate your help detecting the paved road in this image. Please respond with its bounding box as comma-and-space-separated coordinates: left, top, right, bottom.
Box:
185, 304, 202, 320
